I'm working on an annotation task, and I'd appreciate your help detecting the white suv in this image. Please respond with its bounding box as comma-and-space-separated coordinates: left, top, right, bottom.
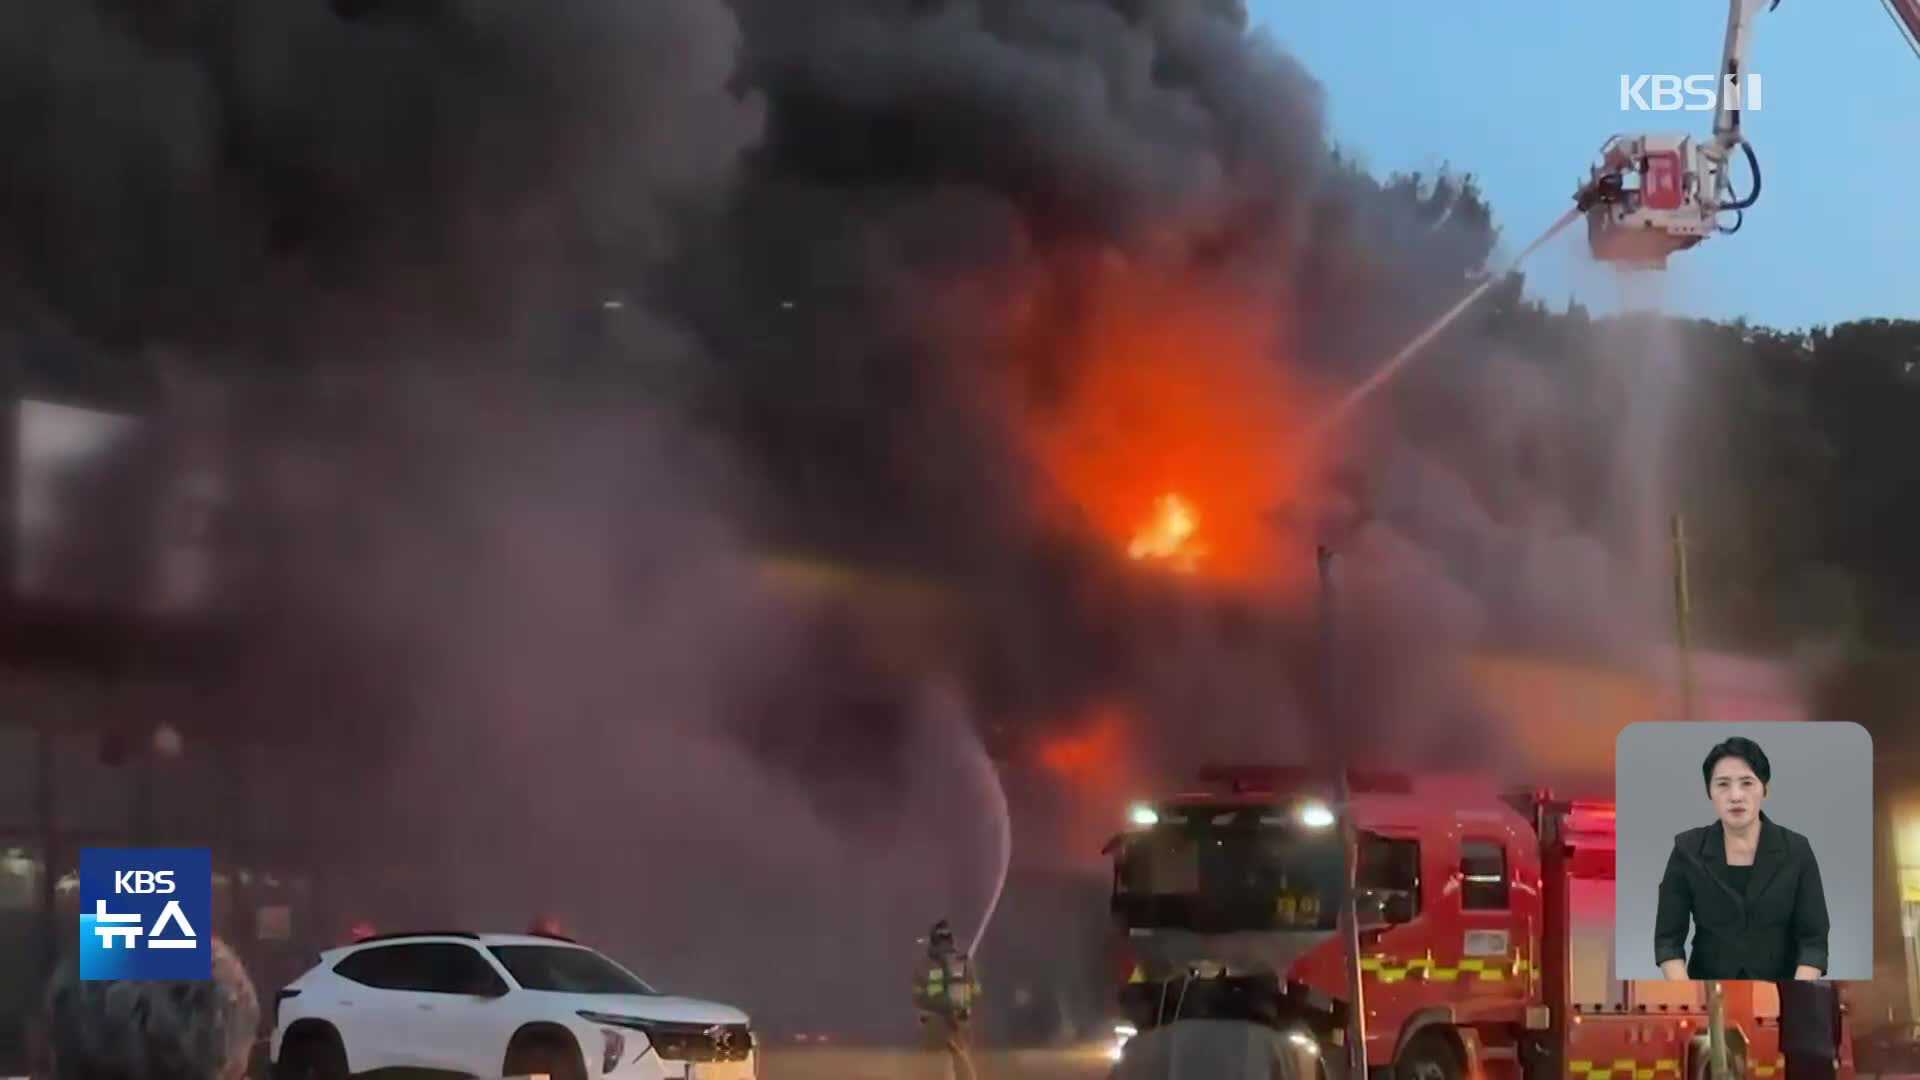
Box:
270, 932, 756, 1080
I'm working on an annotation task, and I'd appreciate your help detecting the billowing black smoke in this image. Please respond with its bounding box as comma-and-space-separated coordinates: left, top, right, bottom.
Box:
659, 0, 1572, 770
0, 0, 759, 352
6, 0, 1674, 1045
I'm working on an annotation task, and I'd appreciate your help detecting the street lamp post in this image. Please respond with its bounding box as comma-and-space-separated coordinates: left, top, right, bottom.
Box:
1320, 545, 1370, 1080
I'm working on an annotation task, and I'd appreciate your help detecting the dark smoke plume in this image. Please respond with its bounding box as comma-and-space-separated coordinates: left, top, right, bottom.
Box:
0, 0, 760, 351
8, 0, 1680, 1044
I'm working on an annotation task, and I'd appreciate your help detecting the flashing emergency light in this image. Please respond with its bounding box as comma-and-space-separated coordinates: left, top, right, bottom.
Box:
528, 914, 572, 940
1298, 802, 1336, 829
1128, 804, 1159, 827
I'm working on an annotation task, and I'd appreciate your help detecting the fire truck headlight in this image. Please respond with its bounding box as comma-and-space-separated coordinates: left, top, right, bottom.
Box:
1128, 805, 1159, 828
1298, 802, 1335, 829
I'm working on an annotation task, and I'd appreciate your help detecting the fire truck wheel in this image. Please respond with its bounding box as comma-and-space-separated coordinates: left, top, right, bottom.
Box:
1394, 1030, 1464, 1080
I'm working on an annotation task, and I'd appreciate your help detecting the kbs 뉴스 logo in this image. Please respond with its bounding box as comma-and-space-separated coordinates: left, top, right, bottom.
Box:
78, 848, 213, 981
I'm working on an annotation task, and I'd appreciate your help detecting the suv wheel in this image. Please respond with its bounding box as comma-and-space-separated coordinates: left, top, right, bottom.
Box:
504, 1033, 587, 1080
275, 1026, 348, 1080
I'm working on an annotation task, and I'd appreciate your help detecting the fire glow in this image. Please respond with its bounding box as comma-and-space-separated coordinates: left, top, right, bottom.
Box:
1020, 269, 1318, 589
1037, 708, 1128, 784
1128, 492, 1206, 572
1036, 703, 1142, 850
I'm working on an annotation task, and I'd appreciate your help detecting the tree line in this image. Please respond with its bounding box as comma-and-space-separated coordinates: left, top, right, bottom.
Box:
1484, 286, 1920, 722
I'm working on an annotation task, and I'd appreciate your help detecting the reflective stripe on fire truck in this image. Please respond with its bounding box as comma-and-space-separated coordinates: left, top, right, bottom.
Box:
1564, 1056, 1786, 1080
1564, 1053, 1788, 1080
1567, 1058, 1683, 1079
1358, 949, 1541, 982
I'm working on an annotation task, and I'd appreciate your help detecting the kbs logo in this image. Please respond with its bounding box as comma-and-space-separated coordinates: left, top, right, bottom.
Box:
115, 870, 176, 893
79, 848, 212, 981
1620, 74, 1763, 113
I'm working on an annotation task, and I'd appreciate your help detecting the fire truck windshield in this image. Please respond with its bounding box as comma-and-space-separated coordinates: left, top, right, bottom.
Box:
1109, 806, 1347, 934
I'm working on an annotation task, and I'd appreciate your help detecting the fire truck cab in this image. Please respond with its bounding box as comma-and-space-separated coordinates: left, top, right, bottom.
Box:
1102, 766, 1851, 1080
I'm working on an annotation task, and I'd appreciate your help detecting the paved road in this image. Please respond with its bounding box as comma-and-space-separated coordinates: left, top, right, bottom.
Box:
762, 1044, 1114, 1080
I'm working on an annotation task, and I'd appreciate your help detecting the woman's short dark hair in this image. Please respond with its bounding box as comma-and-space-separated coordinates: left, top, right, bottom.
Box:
1702, 736, 1772, 791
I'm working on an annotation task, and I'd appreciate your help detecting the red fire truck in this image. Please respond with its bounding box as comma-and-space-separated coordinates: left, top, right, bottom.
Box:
1102, 766, 1855, 1080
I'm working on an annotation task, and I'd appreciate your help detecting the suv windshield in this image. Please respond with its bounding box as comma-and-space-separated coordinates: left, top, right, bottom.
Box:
488, 945, 658, 995
1111, 806, 1347, 934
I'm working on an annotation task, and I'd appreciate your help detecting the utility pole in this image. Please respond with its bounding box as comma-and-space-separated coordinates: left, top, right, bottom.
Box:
1320, 544, 1369, 1080
1672, 515, 1697, 729
1673, 515, 1730, 1080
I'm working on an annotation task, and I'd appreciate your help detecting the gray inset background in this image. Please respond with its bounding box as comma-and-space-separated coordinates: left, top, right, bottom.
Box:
1613, 721, 1874, 980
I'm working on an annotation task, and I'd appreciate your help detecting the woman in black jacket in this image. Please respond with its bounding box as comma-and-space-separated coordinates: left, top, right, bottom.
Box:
1654, 736, 1831, 981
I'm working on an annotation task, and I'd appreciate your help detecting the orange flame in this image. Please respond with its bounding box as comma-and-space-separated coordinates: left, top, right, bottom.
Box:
1034, 702, 1156, 865
1038, 708, 1128, 784
1021, 268, 1316, 590
1128, 492, 1206, 572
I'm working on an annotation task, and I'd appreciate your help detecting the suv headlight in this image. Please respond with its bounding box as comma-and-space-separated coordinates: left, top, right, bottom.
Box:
576, 1012, 754, 1064
596, 1028, 625, 1073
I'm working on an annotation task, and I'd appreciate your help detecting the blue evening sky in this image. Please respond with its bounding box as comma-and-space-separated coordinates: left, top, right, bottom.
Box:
1247, 1, 1920, 329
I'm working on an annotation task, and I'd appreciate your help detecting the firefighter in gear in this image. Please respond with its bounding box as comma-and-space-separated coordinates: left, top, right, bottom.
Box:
914, 919, 979, 1080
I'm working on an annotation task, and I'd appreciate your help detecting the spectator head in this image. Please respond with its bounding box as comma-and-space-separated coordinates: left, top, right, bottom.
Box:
41, 937, 260, 1080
